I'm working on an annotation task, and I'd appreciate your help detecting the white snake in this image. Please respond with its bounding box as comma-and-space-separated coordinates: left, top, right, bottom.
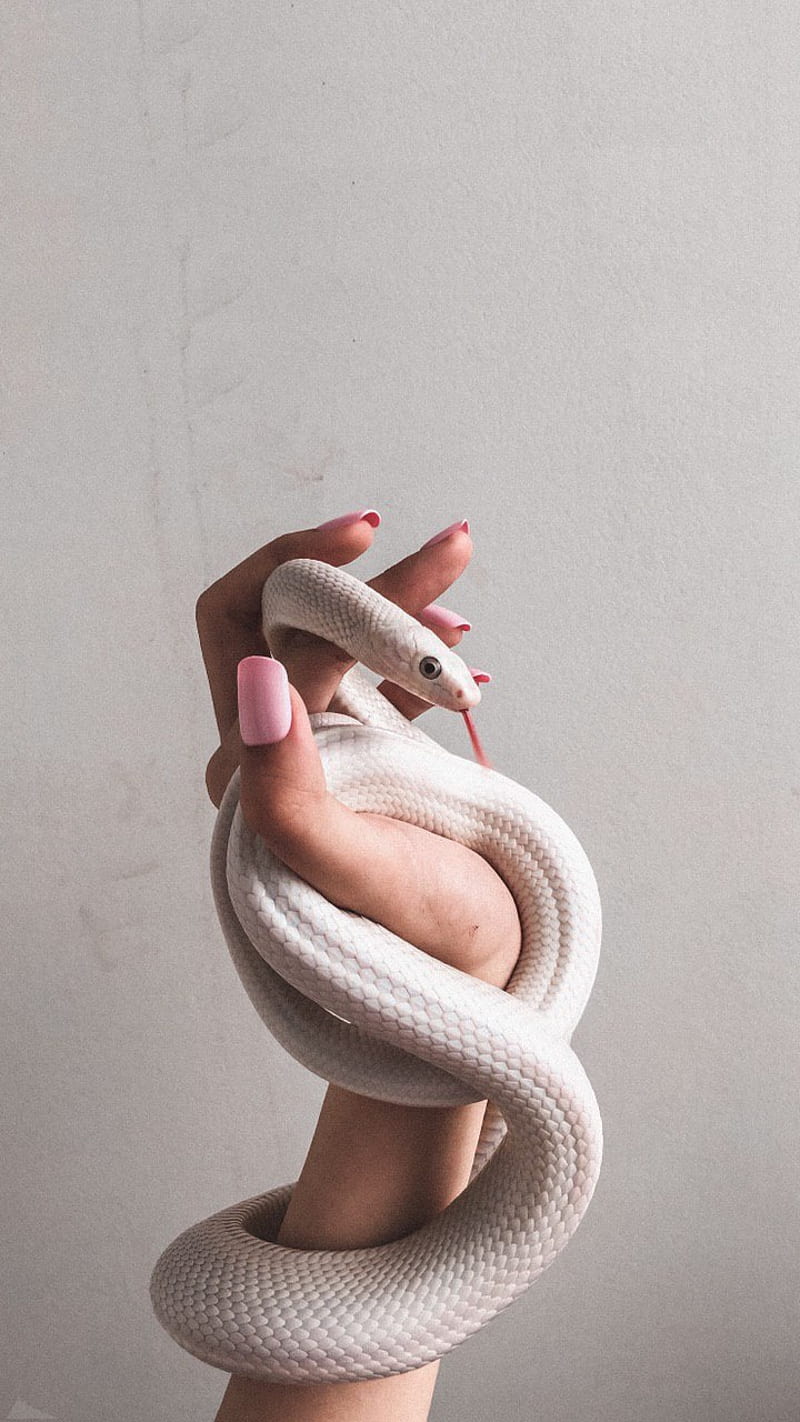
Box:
149, 556, 603, 1386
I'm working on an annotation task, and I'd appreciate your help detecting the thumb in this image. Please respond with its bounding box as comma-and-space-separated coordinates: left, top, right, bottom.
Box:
235, 655, 403, 926
236, 656, 330, 851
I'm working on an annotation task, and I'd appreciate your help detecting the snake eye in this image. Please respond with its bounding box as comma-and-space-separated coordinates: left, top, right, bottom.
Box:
419, 655, 442, 680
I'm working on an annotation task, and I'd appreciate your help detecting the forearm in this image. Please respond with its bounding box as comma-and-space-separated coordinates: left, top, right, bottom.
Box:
214, 1084, 489, 1422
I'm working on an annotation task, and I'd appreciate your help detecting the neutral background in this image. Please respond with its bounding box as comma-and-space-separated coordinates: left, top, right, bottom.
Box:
2, 4, 798, 1420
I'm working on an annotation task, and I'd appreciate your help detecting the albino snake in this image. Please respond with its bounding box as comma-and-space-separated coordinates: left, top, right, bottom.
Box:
149, 556, 603, 1385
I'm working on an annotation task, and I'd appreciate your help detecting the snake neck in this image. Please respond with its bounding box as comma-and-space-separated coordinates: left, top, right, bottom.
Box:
261, 558, 403, 678
327, 666, 435, 749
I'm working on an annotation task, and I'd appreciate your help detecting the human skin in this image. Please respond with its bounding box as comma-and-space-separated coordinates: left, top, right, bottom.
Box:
194, 515, 522, 1421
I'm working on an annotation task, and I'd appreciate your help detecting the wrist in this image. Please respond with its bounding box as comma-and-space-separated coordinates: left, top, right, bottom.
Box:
274, 1083, 489, 1252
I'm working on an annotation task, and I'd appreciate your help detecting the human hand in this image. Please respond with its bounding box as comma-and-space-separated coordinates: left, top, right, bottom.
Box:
195, 513, 521, 991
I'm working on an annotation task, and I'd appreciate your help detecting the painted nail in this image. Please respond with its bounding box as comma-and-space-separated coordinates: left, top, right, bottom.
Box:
418, 603, 472, 632
316, 509, 381, 531
237, 657, 293, 745
468, 667, 492, 684
421, 519, 470, 548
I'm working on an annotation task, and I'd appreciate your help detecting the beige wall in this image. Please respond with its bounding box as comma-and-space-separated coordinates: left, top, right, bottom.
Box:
2, 3, 798, 1418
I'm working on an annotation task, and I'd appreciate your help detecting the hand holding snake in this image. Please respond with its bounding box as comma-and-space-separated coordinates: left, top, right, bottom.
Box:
197, 514, 521, 991
150, 513, 602, 1389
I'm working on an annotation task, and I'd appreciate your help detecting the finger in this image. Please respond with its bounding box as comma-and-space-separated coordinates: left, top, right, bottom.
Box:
235, 656, 414, 922
196, 511, 381, 740
237, 659, 330, 845
367, 521, 472, 619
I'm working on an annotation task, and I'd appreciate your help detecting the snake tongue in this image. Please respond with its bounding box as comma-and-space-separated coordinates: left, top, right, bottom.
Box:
461, 710, 492, 768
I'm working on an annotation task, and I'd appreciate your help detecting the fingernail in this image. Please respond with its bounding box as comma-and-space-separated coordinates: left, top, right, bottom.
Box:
418, 603, 472, 632
468, 667, 492, 684
421, 519, 470, 548
316, 509, 381, 531
237, 657, 293, 745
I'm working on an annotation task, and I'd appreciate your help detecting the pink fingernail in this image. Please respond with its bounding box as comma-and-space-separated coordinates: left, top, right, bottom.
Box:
237, 657, 293, 745
418, 603, 472, 632
469, 667, 492, 684
421, 519, 470, 548
316, 509, 381, 531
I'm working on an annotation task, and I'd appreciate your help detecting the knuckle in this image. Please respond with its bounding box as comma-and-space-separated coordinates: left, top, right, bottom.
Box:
205, 758, 222, 809
270, 532, 302, 561
195, 585, 215, 617
205, 747, 232, 809
195, 592, 216, 636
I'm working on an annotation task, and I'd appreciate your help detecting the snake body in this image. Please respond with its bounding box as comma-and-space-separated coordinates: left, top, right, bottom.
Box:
149, 557, 603, 1385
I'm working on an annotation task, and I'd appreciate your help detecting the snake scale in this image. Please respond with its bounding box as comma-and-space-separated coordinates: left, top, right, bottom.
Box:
149, 556, 603, 1385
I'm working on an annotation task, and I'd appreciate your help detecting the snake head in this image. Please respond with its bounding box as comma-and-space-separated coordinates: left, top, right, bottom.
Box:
260, 558, 482, 712
394, 620, 482, 711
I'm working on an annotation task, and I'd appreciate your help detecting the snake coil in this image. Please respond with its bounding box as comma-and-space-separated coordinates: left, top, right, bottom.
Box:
149, 556, 603, 1385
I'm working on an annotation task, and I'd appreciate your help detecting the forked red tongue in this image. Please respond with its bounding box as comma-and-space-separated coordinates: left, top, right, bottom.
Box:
460, 709, 492, 768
